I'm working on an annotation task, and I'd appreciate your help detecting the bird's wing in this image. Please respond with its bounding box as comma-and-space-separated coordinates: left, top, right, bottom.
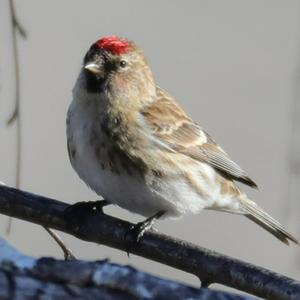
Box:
141, 87, 257, 188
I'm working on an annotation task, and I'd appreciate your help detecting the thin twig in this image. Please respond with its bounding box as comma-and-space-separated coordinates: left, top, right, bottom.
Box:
0, 185, 299, 300
5, 0, 76, 261
43, 227, 76, 260
6, 0, 25, 234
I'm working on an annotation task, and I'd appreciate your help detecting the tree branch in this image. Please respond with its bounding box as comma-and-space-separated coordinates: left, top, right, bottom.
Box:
0, 184, 299, 299
0, 237, 249, 300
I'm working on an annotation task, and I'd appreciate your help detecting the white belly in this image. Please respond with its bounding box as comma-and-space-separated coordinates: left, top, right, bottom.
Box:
72, 151, 213, 218
72, 147, 164, 217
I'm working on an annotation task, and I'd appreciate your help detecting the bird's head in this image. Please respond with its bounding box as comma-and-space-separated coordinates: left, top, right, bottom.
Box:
82, 36, 155, 102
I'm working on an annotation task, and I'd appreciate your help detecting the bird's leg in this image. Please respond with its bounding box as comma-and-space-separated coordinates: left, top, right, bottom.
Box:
125, 210, 165, 255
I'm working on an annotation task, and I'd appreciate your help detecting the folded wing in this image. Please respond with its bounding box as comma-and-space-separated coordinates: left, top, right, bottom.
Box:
141, 87, 257, 188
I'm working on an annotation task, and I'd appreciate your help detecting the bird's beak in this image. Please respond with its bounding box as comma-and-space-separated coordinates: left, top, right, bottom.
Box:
84, 63, 103, 76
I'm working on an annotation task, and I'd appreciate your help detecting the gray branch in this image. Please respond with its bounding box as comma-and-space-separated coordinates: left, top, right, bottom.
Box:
0, 237, 250, 300
0, 184, 299, 299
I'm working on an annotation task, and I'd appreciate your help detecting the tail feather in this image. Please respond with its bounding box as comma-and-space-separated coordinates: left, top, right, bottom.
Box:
240, 199, 299, 245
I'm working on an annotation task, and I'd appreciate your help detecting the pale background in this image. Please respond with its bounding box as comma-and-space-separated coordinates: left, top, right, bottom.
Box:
0, 0, 300, 294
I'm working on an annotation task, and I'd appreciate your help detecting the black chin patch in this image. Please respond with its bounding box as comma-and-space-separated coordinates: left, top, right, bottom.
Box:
84, 70, 107, 94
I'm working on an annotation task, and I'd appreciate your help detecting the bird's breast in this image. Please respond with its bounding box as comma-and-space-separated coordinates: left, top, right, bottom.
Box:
67, 98, 150, 189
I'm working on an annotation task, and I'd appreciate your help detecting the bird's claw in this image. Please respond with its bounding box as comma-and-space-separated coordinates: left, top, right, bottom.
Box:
64, 200, 109, 227
124, 217, 158, 256
64, 200, 109, 215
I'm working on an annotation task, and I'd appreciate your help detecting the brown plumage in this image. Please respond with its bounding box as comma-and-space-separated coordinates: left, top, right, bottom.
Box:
67, 36, 298, 245
142, 87, 258, 188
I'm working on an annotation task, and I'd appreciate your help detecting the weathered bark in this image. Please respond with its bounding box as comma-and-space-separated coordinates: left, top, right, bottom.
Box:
0, 184, 299, 299
0, 238, 249, 299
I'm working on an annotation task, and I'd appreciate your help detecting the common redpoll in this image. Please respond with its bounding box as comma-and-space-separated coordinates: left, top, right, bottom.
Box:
66, 36, 298, 245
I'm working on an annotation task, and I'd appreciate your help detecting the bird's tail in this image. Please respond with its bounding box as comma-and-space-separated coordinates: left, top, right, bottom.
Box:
240, 198, 299, 245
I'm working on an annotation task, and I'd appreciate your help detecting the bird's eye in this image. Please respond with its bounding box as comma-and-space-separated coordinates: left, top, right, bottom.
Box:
119, 60, 127, 68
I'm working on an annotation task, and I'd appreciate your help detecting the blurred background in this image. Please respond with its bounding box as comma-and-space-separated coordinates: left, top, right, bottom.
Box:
0, 0, 300, 292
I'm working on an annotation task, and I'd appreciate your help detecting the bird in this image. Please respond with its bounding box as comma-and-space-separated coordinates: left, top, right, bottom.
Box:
66, 35, 298, 245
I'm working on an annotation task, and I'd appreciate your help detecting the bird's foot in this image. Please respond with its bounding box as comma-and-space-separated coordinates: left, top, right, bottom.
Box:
65, 200, 109, 214
124, 211, 165, 256
64, 200, 110, 225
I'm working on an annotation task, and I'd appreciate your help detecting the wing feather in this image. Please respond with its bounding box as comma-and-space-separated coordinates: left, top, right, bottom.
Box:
141, 87, 257, 188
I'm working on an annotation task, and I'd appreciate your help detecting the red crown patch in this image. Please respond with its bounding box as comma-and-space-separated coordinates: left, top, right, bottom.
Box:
94, 36, 131, 55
